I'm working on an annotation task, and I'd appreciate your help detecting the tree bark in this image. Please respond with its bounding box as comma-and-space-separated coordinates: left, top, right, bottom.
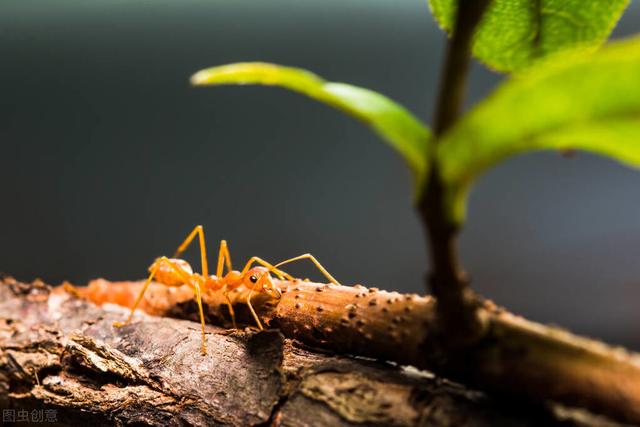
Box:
0, 276, 634, 426
81, 277, 640, 425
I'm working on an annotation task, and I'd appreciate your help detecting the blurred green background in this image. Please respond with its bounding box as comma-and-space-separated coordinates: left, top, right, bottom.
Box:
1, 0, 639, 349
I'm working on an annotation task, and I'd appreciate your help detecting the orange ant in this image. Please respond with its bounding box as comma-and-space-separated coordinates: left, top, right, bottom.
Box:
113, 225, 340, 354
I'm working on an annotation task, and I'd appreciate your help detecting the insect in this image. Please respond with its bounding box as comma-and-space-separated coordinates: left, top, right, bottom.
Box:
113, 225, 340, 354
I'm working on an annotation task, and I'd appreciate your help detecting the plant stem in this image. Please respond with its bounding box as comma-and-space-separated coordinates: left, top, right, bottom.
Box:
418, 0, 492, 345
432, 1, 491, 135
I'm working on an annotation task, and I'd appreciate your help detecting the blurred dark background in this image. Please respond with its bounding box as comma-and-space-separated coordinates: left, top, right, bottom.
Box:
1, 0, 639, 349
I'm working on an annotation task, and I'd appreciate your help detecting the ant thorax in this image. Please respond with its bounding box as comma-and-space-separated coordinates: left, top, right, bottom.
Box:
223, 270, 243, 284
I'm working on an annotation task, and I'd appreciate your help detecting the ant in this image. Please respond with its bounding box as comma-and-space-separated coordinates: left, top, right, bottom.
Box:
113, 225, 340, 355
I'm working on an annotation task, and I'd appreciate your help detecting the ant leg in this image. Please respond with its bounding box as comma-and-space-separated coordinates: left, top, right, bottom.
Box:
113, 258, 166, 328
62, 282, 83, 298
113, 257, 209, 354
274, 254, 341, 286
190, 279, 208, 355
214, 241, 237, 328
222, 287, 238, 329
173, 225, 209, 277
245, 288, 263, 330
246, 273, 273, 331
216, 240, 233, 278
241, 256, 293, 281
114, 257, 191, 327
153, 257, 208, 354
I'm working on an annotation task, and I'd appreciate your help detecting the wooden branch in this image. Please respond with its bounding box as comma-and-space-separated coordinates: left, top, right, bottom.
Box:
80, 277, 640, 425
0, 276, 608, 427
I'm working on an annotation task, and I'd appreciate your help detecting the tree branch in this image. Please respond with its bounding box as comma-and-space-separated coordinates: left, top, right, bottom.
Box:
80, 277, 640, 425
0, 276, 606, 427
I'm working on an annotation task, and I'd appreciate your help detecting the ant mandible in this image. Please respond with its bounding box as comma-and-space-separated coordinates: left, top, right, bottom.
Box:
113, 225, 341, 355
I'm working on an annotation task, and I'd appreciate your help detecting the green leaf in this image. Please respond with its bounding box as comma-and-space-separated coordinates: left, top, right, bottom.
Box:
429, 0, 630, 73
437, 35, 640, 223
191, 62, 431, 189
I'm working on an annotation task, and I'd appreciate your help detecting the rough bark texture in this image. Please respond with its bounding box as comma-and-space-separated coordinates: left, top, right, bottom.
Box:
0, 277, 631, 427
82, 278, 640, 425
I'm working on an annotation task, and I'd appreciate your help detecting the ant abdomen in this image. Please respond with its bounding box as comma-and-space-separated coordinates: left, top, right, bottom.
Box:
150, 257, 193, 286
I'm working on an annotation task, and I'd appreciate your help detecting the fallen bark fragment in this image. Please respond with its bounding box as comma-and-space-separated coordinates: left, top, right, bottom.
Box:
81, 277, 640, 425
0, 276, 628, 426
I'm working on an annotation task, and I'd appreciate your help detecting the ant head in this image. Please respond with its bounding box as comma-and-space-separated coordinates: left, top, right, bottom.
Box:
244, 267, 282, 300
